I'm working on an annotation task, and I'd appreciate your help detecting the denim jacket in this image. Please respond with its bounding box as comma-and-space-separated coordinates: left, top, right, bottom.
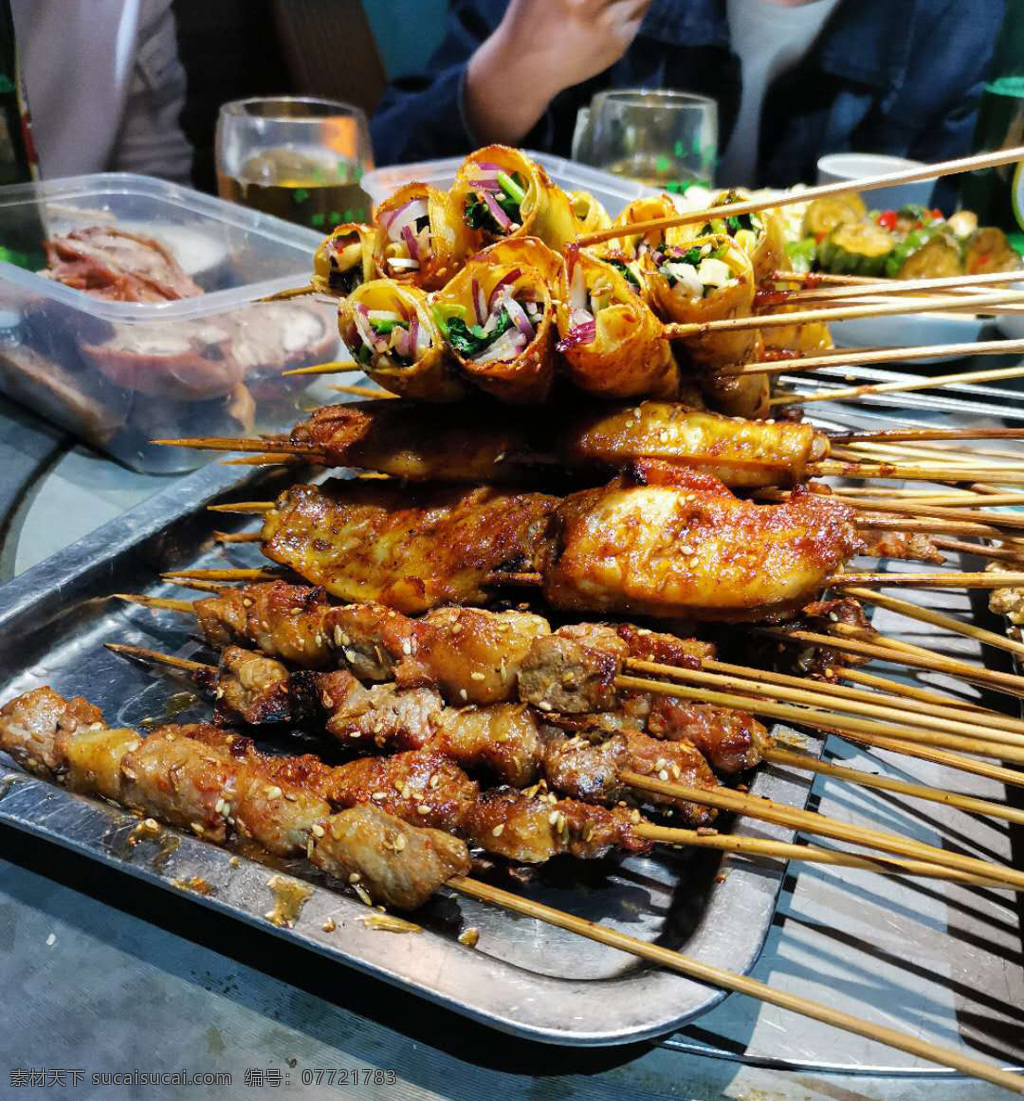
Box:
371, 0, 1002, 196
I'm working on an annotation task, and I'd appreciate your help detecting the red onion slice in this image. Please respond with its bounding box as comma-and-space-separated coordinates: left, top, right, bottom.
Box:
471, 278, 486, 325
481, 190, 512, 231
401, 224, 421, 263
503, 294, 536, 342
352, 305, 381, 354
384, 198, 429, 242
488, 268, 522, 308
568, 261, 588, 310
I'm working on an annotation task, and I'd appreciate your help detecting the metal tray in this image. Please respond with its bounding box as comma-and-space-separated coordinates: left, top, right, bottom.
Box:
0, 457, 818, 1046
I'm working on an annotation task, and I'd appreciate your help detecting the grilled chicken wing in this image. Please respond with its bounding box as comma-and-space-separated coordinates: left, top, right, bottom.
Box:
542, 461, 860, 621
261, 480, 557, 614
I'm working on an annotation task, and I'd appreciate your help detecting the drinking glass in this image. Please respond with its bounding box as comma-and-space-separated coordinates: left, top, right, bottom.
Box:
572, 90, 718, 191
216, 96, 375, 230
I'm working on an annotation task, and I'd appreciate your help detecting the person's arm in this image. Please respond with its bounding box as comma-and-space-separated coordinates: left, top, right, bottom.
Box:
370, 0, 651, 166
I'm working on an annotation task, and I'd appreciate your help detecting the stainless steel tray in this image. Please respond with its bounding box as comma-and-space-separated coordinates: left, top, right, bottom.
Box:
0, 457, 818, 1046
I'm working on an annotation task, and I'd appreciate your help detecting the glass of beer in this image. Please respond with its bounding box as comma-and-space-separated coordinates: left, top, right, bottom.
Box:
573, 90, 718, 192
216, 96, 374, 231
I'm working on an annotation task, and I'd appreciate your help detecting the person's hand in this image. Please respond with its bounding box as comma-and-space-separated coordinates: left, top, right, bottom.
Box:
466, 0, 653, 146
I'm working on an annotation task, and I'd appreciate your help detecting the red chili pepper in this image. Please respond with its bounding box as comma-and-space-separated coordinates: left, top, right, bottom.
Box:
930, 208, 944, 221
876, 210, 897, 231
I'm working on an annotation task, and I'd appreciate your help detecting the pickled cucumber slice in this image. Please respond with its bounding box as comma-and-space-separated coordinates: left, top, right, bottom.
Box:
818, 221, 894, 277
801, 194, 867, 239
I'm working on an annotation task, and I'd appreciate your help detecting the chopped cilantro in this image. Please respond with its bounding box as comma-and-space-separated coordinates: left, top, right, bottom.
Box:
446, 309, 514, 358
606, 258, 641, 290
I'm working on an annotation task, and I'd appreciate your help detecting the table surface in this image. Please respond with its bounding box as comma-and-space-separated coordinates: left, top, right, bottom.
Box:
0, 392, 1021, 1101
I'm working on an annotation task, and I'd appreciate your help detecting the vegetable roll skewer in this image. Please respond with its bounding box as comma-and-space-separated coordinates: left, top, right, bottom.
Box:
373, 182, 475, 290
312, 223, 380, 296
338, 279, 467, 403
434, 257, 556, 404
452, 144, 578, 251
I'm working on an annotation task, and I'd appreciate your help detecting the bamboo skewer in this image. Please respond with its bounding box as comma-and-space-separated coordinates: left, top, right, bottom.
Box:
617, 673, 1024, 765
744, 338, 1024, 378
775, 269, 1024, 305
624, 660, 1024, 750
844, 499, 1024, 531
770, 360, 1024, 404
845, 586, 1024, 660
450, 877, 1024, 1093
836, 427, 1024, 446
258, 283, 316, 302
665, 289, 1024, 338
763, 747, 1024, 827
829, 571, 1024, 589
627, 657, 1024, 739
576, 144, 1024, 247
111, 594, 196, 613
282, 361, 362, 377
636, 823, 1005, 887
851, 734, 1024, 793
931, 537, 1024, 564
328, 383, 398, 400
620, 768, 1024, 890
813, 460, 1024, 487
764, 627, 1024, 699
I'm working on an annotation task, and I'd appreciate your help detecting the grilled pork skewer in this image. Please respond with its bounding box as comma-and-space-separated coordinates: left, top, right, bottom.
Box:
162, 399, 830, 491
249, 461, 859, 620
0, 687, 469, 910
116, 580, 770, 775
0, 688, 651, 875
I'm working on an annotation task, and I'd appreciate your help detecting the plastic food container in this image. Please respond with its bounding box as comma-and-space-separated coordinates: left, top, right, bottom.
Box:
362, 150, 667, 218
0, 173, 341, 473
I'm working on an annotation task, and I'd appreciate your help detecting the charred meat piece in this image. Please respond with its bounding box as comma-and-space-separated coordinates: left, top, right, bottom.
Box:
541, 461, 860, 621
326, 747, 481, 834
233, 753, 334, 857
119, 728, 240, 842
860, 529, 943, 564
213, 646, 292, 726
614, 623, 715, 670
325, 602, 421, 683
518, 625, 627, 713
461, 787, 651, 862
310, 803, 470, 910
324, 678, 444, 753
0, 686, 105, 776
618, 729, 718, 823
194, 581, 333, 667
433, 703, 542, 788
646, 699, 768, 774
399, 606, 550, 705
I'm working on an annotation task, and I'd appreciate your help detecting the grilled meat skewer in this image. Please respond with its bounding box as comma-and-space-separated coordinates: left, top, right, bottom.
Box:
0, 687, 469, 909
124, 580, 770, 776
0, 688, 652, 880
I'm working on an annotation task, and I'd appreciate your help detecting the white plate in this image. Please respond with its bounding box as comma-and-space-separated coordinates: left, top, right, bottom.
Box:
830, 313, 986, 363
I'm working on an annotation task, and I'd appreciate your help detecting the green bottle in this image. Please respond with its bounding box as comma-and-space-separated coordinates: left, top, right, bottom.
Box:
960, 0, 1024, 246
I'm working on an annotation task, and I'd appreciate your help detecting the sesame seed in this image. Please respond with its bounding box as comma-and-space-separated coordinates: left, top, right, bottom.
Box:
229, 856, 240, 868
322, 919, 336, 933
429, 774, 440, 788
417, 804, 430, 815
311, 823, 325, 837
371, 791, 386, 801
393, 835, 407, 852
537, 700, 552, 712
658, 769, 669, 781
401, 783, 412, 799
355, 885, 373, 907
264, 785, 282, 800
242, 598, 253, 608
458, 927, 480, 948
629, 809, 641, 824
190, 822, 204, 836
492, 824, 504, 836
459, 689, 467, 701
402, 639, 412, 655
306, 838, 315, 859
348, 872, 362, 884
470, 671, 486, 681
548, 810, 559, 825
